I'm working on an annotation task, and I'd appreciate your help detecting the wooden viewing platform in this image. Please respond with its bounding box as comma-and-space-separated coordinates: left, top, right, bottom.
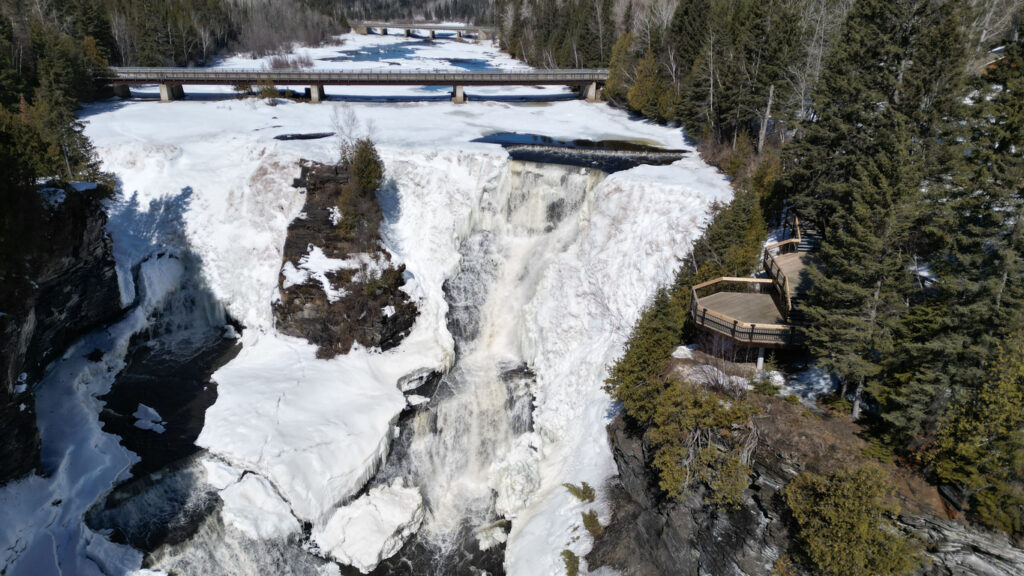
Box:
691, 215, 818, 356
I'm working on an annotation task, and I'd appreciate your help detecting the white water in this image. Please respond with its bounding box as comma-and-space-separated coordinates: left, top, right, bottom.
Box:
407, 162, 604, 544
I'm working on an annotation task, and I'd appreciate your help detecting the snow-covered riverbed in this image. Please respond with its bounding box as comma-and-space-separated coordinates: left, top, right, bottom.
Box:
0, 31, 731, 576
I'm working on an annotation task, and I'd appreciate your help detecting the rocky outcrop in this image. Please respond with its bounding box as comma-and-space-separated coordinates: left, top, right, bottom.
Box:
591, 411, 1024, 576
0, 185, 123, 482
589, 415, 787, 576
274, 162, 417, 358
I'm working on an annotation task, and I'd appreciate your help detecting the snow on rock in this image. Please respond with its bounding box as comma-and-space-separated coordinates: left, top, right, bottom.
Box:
132, 403, 166, 434
219, 474, 301, 540
312, 480, 424, 574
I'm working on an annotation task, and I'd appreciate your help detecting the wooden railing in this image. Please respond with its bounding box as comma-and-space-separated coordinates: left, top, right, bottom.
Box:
690, 278, 801, 347
762, 246, 794, 319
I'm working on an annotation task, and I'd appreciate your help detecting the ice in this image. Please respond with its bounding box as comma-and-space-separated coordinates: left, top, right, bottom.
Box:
219, 474, 301, 540
13, 383, 26, 394
195, 329, 435, 522
311, 480, 424, 574
0, 254, 190, 575
786, 366, 839, 401
201, 457, 243, 490
71, 30, 733, 574
132, 403, 166, 434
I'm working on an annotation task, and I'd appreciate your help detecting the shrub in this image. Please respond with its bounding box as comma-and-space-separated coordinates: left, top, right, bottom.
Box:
647, 381, 756, 503
258, 81, 279, 101
771, 555, 799, 576
784, 394, 800, 405
563, 482, 595, 503
560, 550, 579, 576
581, 510, 602, 537
752, 373, 781, 396
784, 466, 921, 576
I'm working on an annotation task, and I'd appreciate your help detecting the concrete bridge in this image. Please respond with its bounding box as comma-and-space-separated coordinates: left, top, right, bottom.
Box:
350, 21, 497, 41
99, 67, 607, 104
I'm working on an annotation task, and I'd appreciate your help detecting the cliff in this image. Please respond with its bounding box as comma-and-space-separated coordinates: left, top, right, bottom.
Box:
0, 185, 123, 482
591, 400, 1024, 576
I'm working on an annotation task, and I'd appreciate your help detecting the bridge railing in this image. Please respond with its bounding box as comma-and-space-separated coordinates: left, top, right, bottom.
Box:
98, 67, 610, 87
690, 278, 801, 347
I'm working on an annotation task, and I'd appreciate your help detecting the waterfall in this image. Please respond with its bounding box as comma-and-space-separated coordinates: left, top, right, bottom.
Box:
405, 161, 606, 549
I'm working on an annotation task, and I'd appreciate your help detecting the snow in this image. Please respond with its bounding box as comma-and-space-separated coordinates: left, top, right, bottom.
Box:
219, 474, 301, 540
0, 254, 191, 575
329, 206, 342, 226
311, 480, 424, 574
13, 383, 27, 394
202, 457, 244, 490
69, 30, 732, 575
132, 403, 166, 433
71, 181, 98, 192
195, 329, 431, 522
39, 187, 66, 209
672, 344, 697, 360
786, 366, 839, 401
406, 394, 429, 407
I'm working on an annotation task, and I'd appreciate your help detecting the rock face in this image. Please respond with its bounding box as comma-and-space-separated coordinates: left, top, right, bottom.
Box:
0, 186, 123, 483
274, 162, 417, 357
591, 414, 1024, 576
589, 415, 787, 576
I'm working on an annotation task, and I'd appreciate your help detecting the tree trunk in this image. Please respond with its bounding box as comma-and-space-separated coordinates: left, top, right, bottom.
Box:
758, 83, 774, 155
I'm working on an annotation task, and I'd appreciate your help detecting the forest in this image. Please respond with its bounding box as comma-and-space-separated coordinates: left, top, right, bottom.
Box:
569, 0, 1024, 568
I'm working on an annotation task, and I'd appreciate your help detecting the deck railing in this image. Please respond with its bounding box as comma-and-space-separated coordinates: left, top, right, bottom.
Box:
690, 278, 801, 347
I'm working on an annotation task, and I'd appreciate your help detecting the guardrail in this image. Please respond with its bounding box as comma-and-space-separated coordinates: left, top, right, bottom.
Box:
690, 277, 801, 347
99, 67, 609, 86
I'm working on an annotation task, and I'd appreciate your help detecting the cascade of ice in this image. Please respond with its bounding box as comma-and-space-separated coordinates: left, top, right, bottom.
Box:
406, 161, 606, 548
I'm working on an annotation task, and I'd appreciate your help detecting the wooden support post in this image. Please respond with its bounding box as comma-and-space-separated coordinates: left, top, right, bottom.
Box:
451, 85, 466, 104
310, 84, 325, 103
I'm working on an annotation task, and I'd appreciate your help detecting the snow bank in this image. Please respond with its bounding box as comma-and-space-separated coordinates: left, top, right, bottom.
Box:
312, 480, 424, 574
195, 328, 438, 522
219, 474, 301, 540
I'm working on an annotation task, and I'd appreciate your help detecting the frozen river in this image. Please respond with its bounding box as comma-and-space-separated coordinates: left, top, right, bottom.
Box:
0, 31, 731, 576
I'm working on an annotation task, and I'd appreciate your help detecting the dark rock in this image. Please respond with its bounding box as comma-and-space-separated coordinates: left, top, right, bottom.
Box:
589, 415, 787, 576
0, 185, 123, 483
274, 161, 418, 357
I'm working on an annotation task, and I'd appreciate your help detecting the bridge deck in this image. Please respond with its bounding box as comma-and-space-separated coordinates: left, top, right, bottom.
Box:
101, 67, 608, 87
356, 21, 496, 32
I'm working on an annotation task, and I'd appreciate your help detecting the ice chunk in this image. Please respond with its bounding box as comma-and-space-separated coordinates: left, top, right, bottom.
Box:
312, 480, 424, 573
132, 403, 166, 434
219, 474, 300, 540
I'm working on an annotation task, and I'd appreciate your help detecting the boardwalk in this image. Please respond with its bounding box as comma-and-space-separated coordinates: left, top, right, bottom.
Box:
690, 216, 818, 354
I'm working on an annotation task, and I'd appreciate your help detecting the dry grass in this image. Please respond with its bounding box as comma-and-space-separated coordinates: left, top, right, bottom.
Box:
267, 53, 314, 70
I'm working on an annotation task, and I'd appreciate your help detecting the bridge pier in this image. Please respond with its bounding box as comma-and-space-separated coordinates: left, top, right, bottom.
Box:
381, 27, 388, 36
583, 81, 601, 103
112, 84, 131, 99
159, 83, 184, 102
457, 30, 463, 39
404, 29, 411, 38
756, 347, 765, 371
451, 85, 466, 104
309, 84, 325, 103
429, 30, 436, 41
